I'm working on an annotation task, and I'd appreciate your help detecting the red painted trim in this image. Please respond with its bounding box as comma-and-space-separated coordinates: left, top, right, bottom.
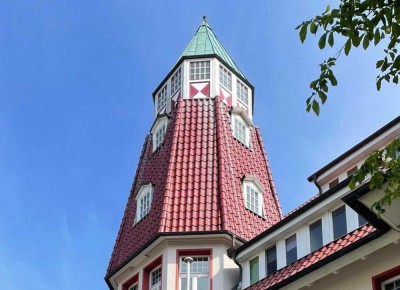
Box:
122, 273, 139, 290
175, 249, 213, 290
143, 255, 162, 290
372, 265, 400, 290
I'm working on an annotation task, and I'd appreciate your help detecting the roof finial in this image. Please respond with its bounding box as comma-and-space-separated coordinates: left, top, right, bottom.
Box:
202, 15, 207, 25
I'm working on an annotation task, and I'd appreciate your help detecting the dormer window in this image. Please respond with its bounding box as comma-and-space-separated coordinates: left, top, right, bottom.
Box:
190, 61, 210, 80
242, 176, 265, 217
151, 116, 169, 152
220, 65, 232, 91
237, 80, 249, 106
134, 183, 154, 224
171, 68, 181, 95
155, 125, 166, 149
231, 107, 252, 147
157, 85, 167, 112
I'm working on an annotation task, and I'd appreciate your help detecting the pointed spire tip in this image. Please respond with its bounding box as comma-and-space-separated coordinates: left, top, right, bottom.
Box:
202, 15, 207, 25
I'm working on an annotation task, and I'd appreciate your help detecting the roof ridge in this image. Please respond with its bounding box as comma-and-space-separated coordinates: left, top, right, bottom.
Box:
254, 127, 283, 220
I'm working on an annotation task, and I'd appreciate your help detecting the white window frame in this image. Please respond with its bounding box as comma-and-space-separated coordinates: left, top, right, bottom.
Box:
157, 85, 167, 113
382, 274, 400, 290
179, 256, 210, 290
190, 61, 210, 81
237, 79, 249, 106
231, 107, 252, 147
242, 176, 265, 217
150, 266, 162, 290
134, 183, 154, 224
128, 284, 138, 290
151, 116, 168, 152
171, 67, 182, 95
219, 64, 232, 91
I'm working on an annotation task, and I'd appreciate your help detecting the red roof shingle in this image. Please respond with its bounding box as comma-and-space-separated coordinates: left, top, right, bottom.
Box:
246, 224, 376, 290
106, 98, 283, 275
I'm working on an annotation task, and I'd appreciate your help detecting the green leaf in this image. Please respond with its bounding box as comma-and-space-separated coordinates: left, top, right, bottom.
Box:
374, 29, 381, 45
310, 22, 318, 34
362, 34, 370, 49
393, 55, 400, 69
324, 5, 330, 14
376, 60, 384, 68
328, 71, 338, 86
352, 34, 361, 47
300, 24, 308, 43
344, 39, 352, 55
377, 78, 382, 90
319, 33, 327, 49
321, 81, 328, 92
318, 91, 327, 104
394, 75, 399, 84
328, 32, 334, 47
310, 80, 318, 89
312, 100, 320, 116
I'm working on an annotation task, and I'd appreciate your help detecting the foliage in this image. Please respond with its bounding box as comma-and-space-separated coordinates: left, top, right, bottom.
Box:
297, 0, 400, 214
296, 0, 400, 116
349, 138, 400, 214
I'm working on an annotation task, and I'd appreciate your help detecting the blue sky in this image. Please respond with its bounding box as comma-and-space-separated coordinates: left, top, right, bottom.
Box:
0, 1, 399, 290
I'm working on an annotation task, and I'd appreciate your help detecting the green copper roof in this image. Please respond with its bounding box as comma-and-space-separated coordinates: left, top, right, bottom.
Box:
181, 17, 246, 79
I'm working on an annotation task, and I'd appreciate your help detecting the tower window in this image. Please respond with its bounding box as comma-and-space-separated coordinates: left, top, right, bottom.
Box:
128, 284, 138, 290
157, 85, 167, 112
151, 116, 169, 152
234, 117, 248, 145
246, 185, 260, 215
219, 65, 232, 91
237, 80, 249, 106
150, 267, 162, 290
155, 124, 166, 149
134, 184, 154, 224
190, 61, 210, 80
242, 176, 265, 217
171, 68, 182, 95
180, 257, 210, 290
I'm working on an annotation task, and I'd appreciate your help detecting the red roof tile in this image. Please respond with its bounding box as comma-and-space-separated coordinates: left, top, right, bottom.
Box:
245, 224, 376, 290
106, 98, 283, 275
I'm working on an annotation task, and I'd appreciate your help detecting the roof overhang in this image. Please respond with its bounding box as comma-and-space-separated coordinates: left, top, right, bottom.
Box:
307, 116, 400, 183
343, 182, 399, 231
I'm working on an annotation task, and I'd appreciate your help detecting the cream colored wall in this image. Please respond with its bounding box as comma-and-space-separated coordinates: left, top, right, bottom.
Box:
114, 237, 239, 290
290, 240, 400, 290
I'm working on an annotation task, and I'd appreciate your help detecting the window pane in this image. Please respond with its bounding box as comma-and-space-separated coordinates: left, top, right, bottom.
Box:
332, 206, 347, 239
358, 214, 368, 227
285, 234, 297, 265
265, 245, 277, 275
309, 219, 323, 252
246, 185, 259, 214
250, 256, 259, 285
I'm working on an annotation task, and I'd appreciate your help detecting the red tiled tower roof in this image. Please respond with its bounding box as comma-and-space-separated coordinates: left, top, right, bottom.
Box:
106, 97, 283, 276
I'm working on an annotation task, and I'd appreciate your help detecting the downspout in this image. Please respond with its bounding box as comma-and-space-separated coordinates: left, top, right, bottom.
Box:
310, 174, 322, 195
228, 233, 243, 290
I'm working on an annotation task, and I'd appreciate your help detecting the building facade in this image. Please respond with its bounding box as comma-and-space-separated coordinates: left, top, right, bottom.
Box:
106, 18, 400, 290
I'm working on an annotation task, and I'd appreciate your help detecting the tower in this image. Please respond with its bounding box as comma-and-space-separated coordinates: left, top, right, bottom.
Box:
105, 17, 283, 290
